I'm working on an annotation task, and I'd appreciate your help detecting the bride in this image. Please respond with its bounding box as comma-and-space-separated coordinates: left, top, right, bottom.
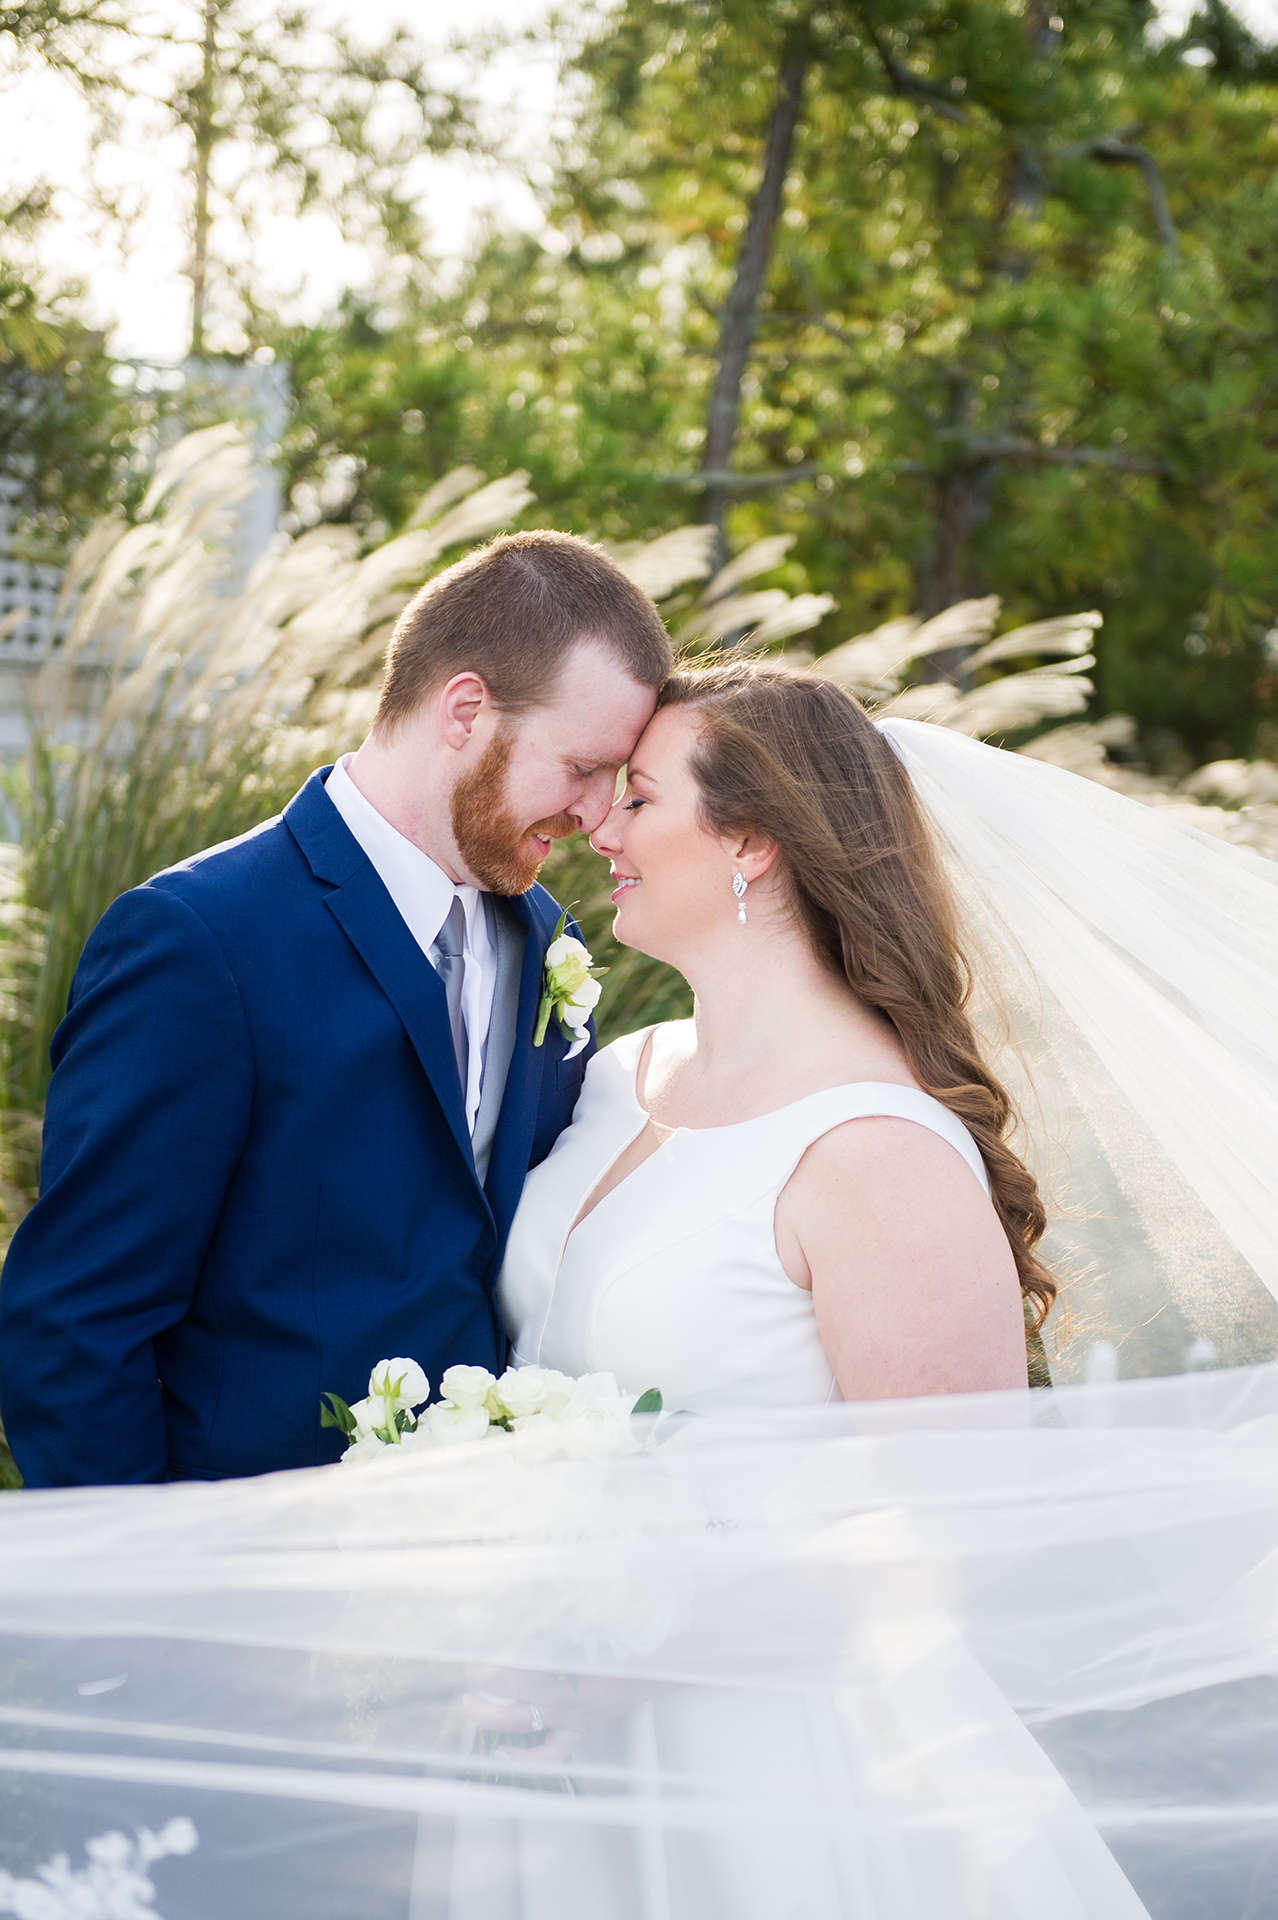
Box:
2, 660, 1277, 1920
500, 658, 1048, 1413
445, 657, 1273, 1918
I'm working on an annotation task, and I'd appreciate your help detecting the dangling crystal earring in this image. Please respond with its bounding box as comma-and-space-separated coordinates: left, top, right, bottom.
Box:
732, 871, 748, 924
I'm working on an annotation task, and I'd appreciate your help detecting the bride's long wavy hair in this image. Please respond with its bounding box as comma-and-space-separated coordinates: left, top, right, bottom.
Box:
658, 659, 1056, 1327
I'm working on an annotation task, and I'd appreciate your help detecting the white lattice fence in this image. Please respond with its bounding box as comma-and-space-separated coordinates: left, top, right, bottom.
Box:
0, 479, 67, 661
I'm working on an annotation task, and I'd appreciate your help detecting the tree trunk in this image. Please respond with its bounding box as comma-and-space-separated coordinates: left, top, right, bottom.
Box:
917, 0, 1057, 665
699, 33, 809, 570
914, 460, 999, 680
188, 2, 219, 359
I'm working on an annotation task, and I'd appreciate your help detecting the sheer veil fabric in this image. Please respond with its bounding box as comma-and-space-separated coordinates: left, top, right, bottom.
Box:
2, 724, 1278, 1919
878, 718, 1278, 1377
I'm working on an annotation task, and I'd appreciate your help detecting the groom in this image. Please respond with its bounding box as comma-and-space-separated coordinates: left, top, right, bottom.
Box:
0, 531, 668, 1486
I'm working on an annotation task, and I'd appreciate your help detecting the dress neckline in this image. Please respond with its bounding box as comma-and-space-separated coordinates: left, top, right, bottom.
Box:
621, 1022, 937, 1140
559, 1025, 989, 1284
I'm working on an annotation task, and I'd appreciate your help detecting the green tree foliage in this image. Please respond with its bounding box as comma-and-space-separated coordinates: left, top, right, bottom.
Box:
4, 1, 482, 358
0, 0, 483, 533
0, 0, 126, 87
0, 264, 139, 549
274, 236, 697, 549
278, 0, 1278, 761
564, 0, 1278, 757
170, 0, 482, 356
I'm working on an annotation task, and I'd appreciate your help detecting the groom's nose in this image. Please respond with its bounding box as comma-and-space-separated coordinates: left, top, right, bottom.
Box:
571, 770, 621, 835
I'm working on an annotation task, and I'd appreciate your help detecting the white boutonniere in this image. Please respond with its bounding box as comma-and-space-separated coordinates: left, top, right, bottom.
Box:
533, 907, 607, 1060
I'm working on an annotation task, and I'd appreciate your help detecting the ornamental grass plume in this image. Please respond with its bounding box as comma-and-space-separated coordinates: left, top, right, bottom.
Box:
4, 426, 535, 1119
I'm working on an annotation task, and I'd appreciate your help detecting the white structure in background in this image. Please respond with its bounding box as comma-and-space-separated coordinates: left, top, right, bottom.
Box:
0, 359, 288, 756
0, 479, 64, 755
181, 358, 289, 591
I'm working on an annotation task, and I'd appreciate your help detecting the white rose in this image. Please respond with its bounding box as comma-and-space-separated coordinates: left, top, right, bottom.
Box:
340, 1433, 390, 1465
368, 1357, 429, 1411
440, 1364, 498, 1410
545, 933, 589, 975
519, 1367, 579, 1420
491, 1367, 549, 1420
510, 1404, 635, 1460
346, 1395, 386, 1441
507, 1414, 560, 1458
425, 1400, 491, 1444
562, 973, 602, 1016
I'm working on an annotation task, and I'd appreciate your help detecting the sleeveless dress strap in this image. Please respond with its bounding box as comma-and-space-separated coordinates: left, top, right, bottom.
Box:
766, 1082, 992, 1199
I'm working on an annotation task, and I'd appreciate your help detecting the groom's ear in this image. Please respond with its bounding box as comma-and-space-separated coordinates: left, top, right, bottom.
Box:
437, 671, 494, 749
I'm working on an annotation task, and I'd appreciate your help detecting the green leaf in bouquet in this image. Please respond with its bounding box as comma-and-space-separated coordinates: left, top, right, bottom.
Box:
320, 1392, 357, 1437
632, 1388, 663, 1415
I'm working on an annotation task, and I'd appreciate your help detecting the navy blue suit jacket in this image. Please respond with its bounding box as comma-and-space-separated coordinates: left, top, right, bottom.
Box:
0, 769, 593, 1486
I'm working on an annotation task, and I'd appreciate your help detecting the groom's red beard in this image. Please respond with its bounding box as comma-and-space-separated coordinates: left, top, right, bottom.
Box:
451, 729, 577, 895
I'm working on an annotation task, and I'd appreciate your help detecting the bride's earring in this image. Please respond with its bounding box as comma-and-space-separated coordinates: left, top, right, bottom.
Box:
732, 872, 748, 924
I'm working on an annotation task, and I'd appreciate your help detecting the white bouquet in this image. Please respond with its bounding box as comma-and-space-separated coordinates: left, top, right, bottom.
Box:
321, 1360, 662, 1464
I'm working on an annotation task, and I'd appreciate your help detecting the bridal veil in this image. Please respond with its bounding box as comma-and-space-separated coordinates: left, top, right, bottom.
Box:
878, 716, 1278, 1377
1, 724, 1277, 1920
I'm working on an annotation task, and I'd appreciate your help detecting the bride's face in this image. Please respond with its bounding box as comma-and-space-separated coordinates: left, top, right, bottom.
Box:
589, 705, 746, 963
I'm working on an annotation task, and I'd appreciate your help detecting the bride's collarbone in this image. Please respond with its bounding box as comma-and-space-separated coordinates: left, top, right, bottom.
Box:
639, 1035, 920, 1133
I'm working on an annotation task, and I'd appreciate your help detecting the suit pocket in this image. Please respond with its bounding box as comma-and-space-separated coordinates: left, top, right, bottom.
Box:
557, 1054, 583, 1092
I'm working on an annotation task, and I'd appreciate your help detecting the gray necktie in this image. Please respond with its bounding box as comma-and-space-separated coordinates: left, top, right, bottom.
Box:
433, 896, 468, 1098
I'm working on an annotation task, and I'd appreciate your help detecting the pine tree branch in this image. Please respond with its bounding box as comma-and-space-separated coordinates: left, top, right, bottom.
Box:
897, 435, 1169, 476
856, 14, 968, 124
661, 466, 822, 491
1063, 133, 1179, 257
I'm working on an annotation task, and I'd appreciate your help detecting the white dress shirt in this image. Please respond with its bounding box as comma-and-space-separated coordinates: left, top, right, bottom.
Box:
324, 755, 497, 1135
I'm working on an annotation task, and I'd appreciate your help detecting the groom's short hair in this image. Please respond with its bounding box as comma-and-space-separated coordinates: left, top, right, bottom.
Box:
374, 529, 672, 730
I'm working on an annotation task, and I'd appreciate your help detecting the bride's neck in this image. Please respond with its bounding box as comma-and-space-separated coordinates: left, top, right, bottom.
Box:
678, 912, 865, 1074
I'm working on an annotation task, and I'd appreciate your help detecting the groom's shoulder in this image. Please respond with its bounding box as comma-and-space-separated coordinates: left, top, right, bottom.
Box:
137, 769, 337, 921
147, 813, 301, 905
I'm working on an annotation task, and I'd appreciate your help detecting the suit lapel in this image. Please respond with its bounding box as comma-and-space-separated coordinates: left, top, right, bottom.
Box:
285, 771, 477, 1183
325, 867, 476, 1178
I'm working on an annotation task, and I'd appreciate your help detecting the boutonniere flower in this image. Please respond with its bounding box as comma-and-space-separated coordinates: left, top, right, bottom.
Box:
533, 907, 607, 1060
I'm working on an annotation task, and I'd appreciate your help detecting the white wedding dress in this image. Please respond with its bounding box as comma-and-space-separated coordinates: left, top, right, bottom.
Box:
499, 1025, 990, 1411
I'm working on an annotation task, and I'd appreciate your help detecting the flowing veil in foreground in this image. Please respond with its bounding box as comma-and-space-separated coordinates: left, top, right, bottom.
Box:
2, 723, 1277, 1920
